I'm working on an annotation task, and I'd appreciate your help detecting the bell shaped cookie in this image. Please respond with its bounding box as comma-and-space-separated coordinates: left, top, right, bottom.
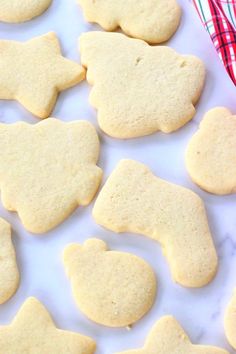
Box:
0, 297, 96, 354
224, 289, 236, 349
186, 107, 236, 195
0, 32, 85, 118
79, 32, 205, 139
0, 119, 102, 233
0, 217, 19, 304
0, 0, 52, 23
116, 316, 229, 354
93, 159, 218, 288
78, 0, 181, 44
63, 238, 156, 327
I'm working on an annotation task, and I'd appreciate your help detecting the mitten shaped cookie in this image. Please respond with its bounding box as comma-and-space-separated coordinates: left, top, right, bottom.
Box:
116, 316, 229, 354
0, 32, 85, 118
80, 32, 205, 139
63, 238, 156, 327
0, 297, 96, 354
0, 218, 19, 304
93, 159, 218, 288
186, 107, 236, 195
0, 119, 102, 233
78, 0, 181, 44
0, 0, 52, 23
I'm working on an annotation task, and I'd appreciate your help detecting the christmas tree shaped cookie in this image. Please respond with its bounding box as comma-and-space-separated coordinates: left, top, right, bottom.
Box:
80, 32, 205, 139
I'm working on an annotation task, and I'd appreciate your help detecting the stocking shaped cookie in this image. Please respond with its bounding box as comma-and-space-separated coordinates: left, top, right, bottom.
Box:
93, 159, 218, 288
0, 297, 96, 354
0, 119, 102, 233
0, 218, 19, 304
78, 0, 181, 44
224, 289, 236, 349
186, 107, 236, 195
116, 316, 229, 354
63, 238, 156, 327
79, 32, 205, 139
0, 0, 52, 23
0, 32, 85, 118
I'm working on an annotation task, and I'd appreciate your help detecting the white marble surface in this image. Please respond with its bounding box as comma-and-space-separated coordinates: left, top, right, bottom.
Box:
0, 0, 235, 353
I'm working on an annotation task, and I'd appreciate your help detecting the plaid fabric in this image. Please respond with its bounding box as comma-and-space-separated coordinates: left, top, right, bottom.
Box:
192, 0, 236, 85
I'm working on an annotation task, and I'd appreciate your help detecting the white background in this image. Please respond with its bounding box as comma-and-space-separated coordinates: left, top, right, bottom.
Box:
0, 0, 236, 353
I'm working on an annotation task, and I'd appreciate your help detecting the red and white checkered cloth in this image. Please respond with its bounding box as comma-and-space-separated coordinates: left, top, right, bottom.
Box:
192, 0, 236, 85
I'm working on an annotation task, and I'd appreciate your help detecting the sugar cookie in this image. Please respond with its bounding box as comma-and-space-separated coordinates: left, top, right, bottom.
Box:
93, 159, 218, 288
0, 119, 102, 233
116, 315, 229, 354
0, 32, 85, 118
0, 0, 52, 23
63, 238, 156, 327
79, 32, 205, 139
0, 297, 96, 353
0, 217, 19, 304
78, 0, 181, 44
224, 289, 236, 349
186, 107, 236, 195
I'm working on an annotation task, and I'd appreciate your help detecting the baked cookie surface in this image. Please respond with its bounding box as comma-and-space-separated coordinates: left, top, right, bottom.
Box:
116, 316, 229, 354
224, 289, 236, 349
0, 297, 96, 354
93, 159, 218, 288
0, 0, 52, 23
186, 107, 236, 195
0, 217, 19, 304
0, 119, 102, 233
78, 0, 181, 44
0, 32, 85, 118
80, 32, 205, 139
63, 238, 156, 327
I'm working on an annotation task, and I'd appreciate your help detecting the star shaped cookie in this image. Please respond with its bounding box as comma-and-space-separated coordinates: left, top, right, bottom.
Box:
0, 297, 96, 354
116, 316, 229, 354
0, 32, 85, 118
